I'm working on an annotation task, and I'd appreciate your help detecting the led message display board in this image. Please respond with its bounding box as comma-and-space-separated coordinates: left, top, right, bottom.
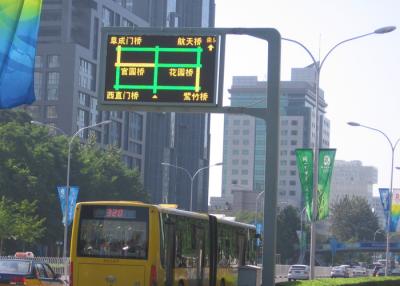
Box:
102, 34, 218, 105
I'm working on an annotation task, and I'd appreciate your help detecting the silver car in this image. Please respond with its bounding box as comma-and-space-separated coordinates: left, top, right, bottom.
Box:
288, 264, 310, 281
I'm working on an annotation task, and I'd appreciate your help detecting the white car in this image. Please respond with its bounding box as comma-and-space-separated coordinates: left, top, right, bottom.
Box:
288, 264, 310, 281
331, 265, 350, 278
352, 266, 367, 277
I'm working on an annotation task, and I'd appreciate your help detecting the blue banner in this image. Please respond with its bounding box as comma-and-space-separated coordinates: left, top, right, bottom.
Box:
379, 188, 390, 214
57, 186, 79, 226
0, 0, 43, 108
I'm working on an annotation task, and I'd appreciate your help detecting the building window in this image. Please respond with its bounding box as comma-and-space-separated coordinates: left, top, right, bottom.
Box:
233, 129, 240, 135
102, 7, 114, 27
289, 190, 296, 196
289, 180, 296, 186
77, 109, 85, 130
290, 170, 296, 176
243, 120, 250, 125
291, 120, 298, 126
241, 169, 248, 175
35, 55, 43, 68
78, 92, 90, 107
232, 169, 238, 175
122, 18, 133, 27
128, 142, 142, 155
242, 129, 249, 135
232, 150, 239, 155
46, 106, 57, 119
243, 139, 249, 145
233, 119, 240, 125
47, 72, 60, 100
130, 113, 143, 140
125, 0, 134, 12
242, 149, 249, 155
79, 58, 96, 91
34, 72, 43, 100
232, 159, 239, 165
241, 180, 248, 185
241, 159, 248, 165
232, 139, 239, 145
290, 160, 297, 166
47, 55, 60, 68
291, 130, 298, 135
290, 140, 297, 146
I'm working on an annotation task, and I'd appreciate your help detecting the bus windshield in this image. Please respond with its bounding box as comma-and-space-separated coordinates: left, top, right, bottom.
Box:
77, 205, 149, 259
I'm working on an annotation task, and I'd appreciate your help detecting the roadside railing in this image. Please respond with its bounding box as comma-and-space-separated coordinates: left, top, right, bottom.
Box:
0, 256, 69, 276
0, 256, 332, 279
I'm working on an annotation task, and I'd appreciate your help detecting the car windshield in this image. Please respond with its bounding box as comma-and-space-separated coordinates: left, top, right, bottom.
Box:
0, 260, 30, 274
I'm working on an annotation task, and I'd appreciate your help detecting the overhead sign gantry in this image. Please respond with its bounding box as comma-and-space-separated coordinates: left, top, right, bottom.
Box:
102, 34, 218, 106
99, 27, 281, 286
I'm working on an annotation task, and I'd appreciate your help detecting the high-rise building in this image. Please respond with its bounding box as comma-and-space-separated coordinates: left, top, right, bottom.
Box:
143, 1, 215, 212
330, 160, 377, 205
30, 0, 215, 211
217, 68, 330, 211
31, 0, 151, 177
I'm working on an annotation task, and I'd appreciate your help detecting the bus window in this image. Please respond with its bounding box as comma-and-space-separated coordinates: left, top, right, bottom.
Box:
77, 205, 149, 259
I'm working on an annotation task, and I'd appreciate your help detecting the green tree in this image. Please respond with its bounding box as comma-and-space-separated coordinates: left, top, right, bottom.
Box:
0, 198, 46, 254
12, 200, 46, 250
0, 197, 14, 255
330, 195, 380, 242
276, 206, 301, 264
0, 110, 147, 254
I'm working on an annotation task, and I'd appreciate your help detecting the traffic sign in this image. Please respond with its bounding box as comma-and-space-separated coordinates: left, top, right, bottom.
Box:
101, 34, 219, 106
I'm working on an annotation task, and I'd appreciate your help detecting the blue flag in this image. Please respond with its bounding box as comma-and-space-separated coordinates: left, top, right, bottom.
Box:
379, 188, 390, 214
0, 0, 43, 108
57, 186, 79, 226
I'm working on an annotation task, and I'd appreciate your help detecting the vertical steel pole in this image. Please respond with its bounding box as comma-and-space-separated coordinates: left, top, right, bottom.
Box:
309, 68, 320, 279
262, 29, 281, 286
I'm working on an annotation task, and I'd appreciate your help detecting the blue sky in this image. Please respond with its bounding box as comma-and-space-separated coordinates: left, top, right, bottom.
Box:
209, 0, 400, 199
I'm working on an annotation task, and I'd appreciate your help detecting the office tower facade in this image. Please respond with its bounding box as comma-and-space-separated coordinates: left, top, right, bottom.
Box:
330, 160, 377, 205
219, 71, 330, 211
144, 0, 215, 211
31, 0, 151, 176
31, 0, 215, 211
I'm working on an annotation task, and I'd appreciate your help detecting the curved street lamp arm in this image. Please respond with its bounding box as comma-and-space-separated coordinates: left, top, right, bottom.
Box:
320, 32, 375, 70
161, 163, 192, 180
357, 124, 394, 151
31, 120, 67, 135
281, 37, 318, 68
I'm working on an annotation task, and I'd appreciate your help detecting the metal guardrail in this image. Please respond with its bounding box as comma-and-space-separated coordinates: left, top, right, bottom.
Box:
0, 256, 69, 276
0, 256, 332, 279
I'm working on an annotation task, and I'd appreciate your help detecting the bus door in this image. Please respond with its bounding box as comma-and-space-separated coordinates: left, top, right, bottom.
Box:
165, 219, 176, 286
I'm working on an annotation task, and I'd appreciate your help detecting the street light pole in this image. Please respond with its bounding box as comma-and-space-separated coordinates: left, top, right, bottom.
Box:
30, 120, 67, 135
282, 25, 395, 279
348, 121, 400, 276
63, 120, 111, 276
373, 229, 384, 262
161, 162, 223, 211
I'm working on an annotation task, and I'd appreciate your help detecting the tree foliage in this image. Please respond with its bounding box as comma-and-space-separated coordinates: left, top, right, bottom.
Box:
0, 197, 45, 254
330, 195, 380, 242
0, 110, 147, 254
276, 206, 301, 264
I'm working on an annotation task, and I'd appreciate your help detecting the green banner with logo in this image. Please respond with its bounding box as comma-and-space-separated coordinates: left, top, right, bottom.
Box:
295, 149, 313, 221
317, 149, 336, 220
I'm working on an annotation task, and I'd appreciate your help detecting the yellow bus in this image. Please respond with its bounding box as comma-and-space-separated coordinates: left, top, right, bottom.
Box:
69, 201, 257, 286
